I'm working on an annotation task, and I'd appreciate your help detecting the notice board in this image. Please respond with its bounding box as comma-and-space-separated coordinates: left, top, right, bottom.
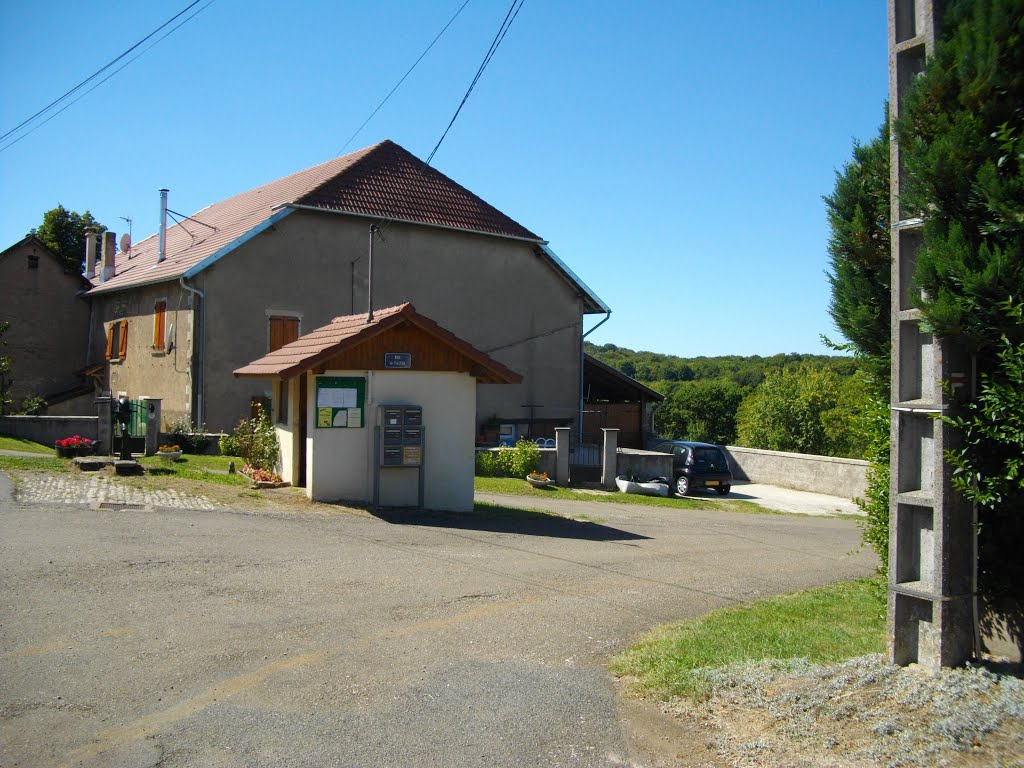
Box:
315, 376, 365, 428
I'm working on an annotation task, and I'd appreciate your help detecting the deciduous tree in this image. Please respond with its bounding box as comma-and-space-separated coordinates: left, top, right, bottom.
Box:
32, 205, 104, 273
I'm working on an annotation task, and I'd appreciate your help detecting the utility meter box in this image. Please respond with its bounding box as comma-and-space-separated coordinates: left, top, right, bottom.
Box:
380, 405, 424, 467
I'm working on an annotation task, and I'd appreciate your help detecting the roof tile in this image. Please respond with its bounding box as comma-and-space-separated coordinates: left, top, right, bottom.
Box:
88, 140, 540, 295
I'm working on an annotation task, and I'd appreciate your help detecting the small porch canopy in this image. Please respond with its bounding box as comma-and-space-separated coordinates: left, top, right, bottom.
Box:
234, 303, 522, 384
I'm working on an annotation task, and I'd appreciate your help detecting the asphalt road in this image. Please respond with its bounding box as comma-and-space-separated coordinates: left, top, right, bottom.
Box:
0, 482, 875, 767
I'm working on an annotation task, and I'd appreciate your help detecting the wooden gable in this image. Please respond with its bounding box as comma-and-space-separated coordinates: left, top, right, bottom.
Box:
315, 320, 504, 382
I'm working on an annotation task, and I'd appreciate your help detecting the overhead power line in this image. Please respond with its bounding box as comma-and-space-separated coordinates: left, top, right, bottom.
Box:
426, 0, 525, 165
375, 0, 526, 237
0, 0, 217, 154
337, 0, 473, 156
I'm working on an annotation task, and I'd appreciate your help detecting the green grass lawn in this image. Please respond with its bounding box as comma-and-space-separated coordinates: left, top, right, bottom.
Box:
610, 578, 886, 702
474, 476, 773, 514
137, 453, 250, 487
0, 436, 54, 454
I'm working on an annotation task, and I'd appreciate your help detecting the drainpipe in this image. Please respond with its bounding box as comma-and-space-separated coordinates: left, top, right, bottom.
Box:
158, 189, 169, 263
579, 310, 611, 443
180, 276, 205, 427
367, 224, 378, 323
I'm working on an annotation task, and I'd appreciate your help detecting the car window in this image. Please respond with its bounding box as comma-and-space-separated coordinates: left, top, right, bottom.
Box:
693, 447, 727, 471
674, 446, 688, 458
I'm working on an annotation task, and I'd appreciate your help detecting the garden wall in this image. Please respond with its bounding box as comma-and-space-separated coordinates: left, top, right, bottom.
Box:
723, 445, 868, 499
0, 415, 99, 448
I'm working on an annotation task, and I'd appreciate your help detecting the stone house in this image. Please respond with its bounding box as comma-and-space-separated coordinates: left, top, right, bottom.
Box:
84, 140, 609, 436
0, 235, 94, 414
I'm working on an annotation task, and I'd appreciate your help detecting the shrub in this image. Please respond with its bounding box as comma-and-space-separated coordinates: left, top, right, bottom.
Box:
17, 396, 47, 415
496, 439, 541, 478
475, 450, 499, 477
166, 416, 211, 454
219, 433, 241, 457
231, 410, 279, 472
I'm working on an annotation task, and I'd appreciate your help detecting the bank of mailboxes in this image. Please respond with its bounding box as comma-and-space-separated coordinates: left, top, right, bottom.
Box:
381, 406, 423, 467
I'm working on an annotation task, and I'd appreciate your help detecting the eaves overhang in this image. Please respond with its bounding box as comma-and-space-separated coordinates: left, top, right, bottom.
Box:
537, 244, 610, 315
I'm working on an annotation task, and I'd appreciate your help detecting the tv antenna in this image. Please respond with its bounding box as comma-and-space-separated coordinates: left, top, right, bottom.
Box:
119, 216, 133, 257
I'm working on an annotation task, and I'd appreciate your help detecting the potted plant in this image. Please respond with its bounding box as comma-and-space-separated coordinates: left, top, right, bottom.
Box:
55, 435, 95, 457
157, 444, 183, 462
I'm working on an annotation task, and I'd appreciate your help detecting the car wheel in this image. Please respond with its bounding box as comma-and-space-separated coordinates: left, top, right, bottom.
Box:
675, 475, 690, 496
716, 485, 731, 496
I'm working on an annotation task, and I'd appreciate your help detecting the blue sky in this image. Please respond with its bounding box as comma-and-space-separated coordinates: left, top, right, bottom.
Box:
0, 1, 888, 357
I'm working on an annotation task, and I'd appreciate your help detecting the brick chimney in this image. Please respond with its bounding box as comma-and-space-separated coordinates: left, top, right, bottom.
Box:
101, 230, 117, 282
84, 226, 98, 279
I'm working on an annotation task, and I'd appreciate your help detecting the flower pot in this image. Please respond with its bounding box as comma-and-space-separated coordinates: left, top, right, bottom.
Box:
55, 445, 67, 458
157, 450, 183, 463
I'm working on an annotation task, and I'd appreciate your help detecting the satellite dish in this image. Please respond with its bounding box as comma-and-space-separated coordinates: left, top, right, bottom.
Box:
119, 233, 131, 253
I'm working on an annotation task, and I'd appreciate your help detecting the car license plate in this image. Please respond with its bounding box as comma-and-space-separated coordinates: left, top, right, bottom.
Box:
706, 480, 719, 486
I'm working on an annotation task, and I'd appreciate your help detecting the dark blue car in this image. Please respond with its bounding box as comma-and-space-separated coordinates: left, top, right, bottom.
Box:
650, 440, 733, 496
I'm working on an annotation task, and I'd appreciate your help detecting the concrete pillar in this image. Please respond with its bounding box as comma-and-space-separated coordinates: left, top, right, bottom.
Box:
554, 428, 570, 486
140, 397, 162, 456
101, 231, 116, 283
600, 428, 619, 490
95, 396, 112, 456
887, 0, 974, 669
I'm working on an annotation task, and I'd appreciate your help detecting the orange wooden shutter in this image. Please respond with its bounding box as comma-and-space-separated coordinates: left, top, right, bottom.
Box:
118, 320, 129, 359
153, 301, 166, 350
105, 324, 115, 359
269, 316, 299, 352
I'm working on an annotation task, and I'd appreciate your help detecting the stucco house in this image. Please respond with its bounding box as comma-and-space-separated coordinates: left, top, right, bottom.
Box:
0, 235, 94, 414
85, 140, 609, 437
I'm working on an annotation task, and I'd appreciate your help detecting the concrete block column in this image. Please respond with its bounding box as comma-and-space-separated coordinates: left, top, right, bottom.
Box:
600, 428, 619, 490
887, 0, 974, 669
554, 428, 570, 486
140, 397, 162, 456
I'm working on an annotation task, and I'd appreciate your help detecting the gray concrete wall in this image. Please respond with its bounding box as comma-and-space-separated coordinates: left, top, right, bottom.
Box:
615, 448, 673, 482
199, 211, 584, 433
0, 241, 90, 407
0, 415, 99, 446
724, 446, 868, 499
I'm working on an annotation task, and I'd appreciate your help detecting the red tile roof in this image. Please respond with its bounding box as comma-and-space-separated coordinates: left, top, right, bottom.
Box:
233, 302, 522, 384
87, 140, 541, 296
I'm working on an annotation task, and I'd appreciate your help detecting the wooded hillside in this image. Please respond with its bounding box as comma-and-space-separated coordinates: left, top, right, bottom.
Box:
585, 342, 866, 457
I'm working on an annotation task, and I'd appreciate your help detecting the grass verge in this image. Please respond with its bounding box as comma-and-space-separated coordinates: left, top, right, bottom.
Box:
610, 578, 885, 702
136, 454, 250, 487
0, 436, 54, 454
474, 476, 773, 514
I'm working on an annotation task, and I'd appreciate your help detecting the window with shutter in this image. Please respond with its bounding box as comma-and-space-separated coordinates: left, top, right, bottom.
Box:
269, 316, 299, 352
153, 300, 167, 350
106, 320, 128, 361
118, 320, 128, 359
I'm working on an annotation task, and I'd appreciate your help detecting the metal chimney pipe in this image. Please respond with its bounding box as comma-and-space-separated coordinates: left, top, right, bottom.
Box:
158, 189, 169, 263
84, 226, 98, 279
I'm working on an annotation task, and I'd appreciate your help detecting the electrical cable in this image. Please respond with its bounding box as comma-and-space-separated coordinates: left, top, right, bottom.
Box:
337, 0, 472, 156
0, 0, 216, 153
375, 0, 525, 237
425, 0, 524, 165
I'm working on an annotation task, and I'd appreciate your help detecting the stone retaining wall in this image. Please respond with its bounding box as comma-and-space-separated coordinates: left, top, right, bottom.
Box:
723, 445, 868, 499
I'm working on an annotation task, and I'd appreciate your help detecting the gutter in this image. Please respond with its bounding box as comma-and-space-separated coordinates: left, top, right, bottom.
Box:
179, 276, 205, 427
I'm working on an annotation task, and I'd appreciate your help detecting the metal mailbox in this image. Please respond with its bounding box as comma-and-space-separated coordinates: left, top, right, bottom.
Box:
378, 405, 424, 468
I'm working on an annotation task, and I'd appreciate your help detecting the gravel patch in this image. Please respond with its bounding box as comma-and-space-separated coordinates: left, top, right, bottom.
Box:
662, 654, 1023, 767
